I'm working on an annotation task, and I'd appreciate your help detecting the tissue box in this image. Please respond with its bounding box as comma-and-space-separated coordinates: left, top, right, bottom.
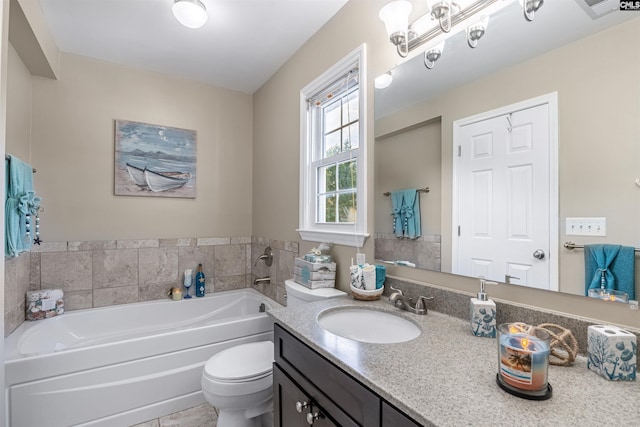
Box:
294, 258, 336, 289
26, 289, 64, 321
587, 325, 636, 381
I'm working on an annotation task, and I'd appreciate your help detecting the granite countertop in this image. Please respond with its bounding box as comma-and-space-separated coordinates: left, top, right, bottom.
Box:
268, 296, 640, 427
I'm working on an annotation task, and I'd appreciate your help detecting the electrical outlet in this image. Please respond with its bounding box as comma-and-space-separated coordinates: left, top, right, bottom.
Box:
565, 217, 606, 236
629, 300, 638, 310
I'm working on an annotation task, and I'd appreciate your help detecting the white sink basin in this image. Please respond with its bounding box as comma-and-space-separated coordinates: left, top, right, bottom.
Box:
317, 308, 421, 344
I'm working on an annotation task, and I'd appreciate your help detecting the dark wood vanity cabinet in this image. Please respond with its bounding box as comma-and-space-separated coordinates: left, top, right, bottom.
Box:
274, 324, 422, 427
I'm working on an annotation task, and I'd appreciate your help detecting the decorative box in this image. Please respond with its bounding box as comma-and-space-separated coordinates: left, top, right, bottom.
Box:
294, 258, 336, 289
26, 289, 64, 321
587, 325, 636, 381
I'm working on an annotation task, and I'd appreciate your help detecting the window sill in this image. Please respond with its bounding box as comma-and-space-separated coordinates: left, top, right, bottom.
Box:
297, 229, 369, 248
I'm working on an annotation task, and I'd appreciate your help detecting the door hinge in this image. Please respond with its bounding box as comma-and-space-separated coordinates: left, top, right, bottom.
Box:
458, 145, 462, 157
458, 225, 461, 236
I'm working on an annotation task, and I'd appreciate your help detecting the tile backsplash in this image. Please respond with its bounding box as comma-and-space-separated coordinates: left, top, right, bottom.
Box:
4, 236, 298, 336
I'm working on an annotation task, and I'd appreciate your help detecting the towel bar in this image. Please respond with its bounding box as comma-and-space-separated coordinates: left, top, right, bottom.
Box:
5, 154, 36, 173
383, 187, 429, 197
564, 241, 640, 253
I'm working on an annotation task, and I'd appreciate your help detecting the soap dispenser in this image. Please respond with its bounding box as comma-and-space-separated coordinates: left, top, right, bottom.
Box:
470, 277, 497, 337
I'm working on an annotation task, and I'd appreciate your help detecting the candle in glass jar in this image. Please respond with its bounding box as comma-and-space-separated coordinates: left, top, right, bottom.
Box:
498, 323, 550, 392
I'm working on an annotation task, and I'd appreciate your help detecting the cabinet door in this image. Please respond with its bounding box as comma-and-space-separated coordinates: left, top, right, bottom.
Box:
274, 364, 338, 427
274, 325, 380, 426
382, 401, 422, 427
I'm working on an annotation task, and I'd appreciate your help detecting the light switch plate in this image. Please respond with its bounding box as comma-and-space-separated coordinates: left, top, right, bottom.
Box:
565, 217, 607, 236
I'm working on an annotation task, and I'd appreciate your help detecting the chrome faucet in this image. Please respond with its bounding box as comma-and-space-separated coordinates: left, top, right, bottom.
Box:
388, 286, 434, 315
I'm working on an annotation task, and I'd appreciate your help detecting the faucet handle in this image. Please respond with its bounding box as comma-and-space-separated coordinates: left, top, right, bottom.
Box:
389, 286, 404, 296
414, 295, 434, 313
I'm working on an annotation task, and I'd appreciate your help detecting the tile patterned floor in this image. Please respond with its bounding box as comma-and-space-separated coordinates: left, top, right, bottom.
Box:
131, 404, 218, 427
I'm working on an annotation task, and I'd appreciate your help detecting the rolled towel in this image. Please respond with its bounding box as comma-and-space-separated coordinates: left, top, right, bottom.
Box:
362, 264, 376, 290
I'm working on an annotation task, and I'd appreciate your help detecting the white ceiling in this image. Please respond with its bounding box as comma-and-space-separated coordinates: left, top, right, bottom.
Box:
37, 0, 349, 94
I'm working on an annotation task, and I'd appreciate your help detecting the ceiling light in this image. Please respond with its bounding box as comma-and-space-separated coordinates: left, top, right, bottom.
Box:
172, 0, 208, 29
375, 72, 394, 89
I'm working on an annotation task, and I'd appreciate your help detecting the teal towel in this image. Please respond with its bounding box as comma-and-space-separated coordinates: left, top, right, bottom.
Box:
585, 244, 635, 300
390, 191, 404, 237
5, 155, 40, 257
401, 189, 421, 239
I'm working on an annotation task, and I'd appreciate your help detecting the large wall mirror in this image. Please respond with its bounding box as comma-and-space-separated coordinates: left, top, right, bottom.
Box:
374, 1, 640, 300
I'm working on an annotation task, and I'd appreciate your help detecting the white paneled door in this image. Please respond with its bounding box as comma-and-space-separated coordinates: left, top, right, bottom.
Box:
453, 95, 558, 290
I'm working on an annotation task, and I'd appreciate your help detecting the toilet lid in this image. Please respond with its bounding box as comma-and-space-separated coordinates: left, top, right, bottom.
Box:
204, 341, 274, 382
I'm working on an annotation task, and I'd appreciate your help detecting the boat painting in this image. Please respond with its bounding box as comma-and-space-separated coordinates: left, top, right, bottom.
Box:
125, 163, 191, 192
115, 120, 196, 198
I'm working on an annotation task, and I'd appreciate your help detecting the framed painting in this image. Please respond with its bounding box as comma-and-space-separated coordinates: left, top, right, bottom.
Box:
114, 119, 197, 198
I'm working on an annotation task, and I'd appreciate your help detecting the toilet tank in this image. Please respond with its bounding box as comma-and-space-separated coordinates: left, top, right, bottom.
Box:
284, 280, 346, 307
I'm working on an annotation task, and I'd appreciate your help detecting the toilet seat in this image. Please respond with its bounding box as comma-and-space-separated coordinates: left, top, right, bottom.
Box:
204, 341, 273, 382
202, 341, 274, 397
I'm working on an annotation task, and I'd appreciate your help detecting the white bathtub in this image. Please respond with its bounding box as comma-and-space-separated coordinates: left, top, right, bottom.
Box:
4, 288, 281, 427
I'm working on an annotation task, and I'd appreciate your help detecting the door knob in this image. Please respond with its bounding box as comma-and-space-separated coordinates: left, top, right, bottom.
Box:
533, 249, 545, 260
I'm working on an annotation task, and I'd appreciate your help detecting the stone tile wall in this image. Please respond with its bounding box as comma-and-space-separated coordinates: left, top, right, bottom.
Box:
4, 235, 299, 336
374, 233, 441, 271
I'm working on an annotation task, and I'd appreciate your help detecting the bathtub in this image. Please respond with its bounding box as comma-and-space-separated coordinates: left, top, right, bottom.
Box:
4, 288, 281, 427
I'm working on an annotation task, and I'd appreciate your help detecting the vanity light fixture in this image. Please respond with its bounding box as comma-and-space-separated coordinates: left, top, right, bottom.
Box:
374, 72, 394, 89
466, 15, 489, 48
426, 0, 458, 33
521, 0, 544, 22
423, 41, 444, 69
379, 0, 543, 60
172, 0, 208, 29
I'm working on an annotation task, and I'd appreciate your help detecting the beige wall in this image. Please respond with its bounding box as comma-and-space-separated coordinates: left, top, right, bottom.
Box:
253, 0, 640, 329
375, 118, 441, 236
30, 53, 254, 242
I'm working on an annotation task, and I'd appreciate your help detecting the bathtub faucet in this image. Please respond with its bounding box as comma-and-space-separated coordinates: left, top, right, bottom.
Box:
254, 277, 270, 285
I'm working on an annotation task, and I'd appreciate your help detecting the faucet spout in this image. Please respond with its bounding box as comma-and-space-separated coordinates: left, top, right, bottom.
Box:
253, 276, 271, 285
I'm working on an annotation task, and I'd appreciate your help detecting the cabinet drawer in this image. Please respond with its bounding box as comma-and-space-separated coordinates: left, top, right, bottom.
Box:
274, 324, 380, 426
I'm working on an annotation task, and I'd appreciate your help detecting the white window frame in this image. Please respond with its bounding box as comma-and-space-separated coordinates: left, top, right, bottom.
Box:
298, 44, 368, 247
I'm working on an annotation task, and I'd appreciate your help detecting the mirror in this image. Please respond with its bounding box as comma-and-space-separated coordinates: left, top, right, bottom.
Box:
374, 1, 640, 298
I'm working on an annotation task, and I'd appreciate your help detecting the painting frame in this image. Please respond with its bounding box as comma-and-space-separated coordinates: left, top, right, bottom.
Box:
114, 119, 197, 199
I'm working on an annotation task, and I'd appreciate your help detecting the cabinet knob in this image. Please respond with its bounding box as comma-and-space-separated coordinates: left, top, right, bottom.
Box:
306, 411, 322, 425
295, 401, 309, 413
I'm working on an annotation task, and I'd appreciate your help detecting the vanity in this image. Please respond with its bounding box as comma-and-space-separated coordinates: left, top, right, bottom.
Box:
269, 296, 640, 426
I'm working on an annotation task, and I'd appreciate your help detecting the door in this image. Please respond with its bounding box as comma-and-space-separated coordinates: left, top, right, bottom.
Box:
453, 95, 557, 290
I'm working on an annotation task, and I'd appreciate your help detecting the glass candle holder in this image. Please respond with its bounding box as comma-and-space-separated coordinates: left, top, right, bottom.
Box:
497, 322, 552, 400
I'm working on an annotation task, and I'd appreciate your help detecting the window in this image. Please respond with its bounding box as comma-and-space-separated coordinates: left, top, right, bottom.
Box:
298, 45, 368, 247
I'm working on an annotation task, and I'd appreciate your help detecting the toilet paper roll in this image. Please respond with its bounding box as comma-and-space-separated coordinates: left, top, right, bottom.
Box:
362, 265, 376, 290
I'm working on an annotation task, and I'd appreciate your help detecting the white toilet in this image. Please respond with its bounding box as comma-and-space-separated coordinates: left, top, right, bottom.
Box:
201, 279, 346, 427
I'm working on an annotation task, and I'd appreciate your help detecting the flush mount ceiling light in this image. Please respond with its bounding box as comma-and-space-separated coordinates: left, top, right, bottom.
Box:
172, 0, 208, 29
379, 0, 543, 62
374, 72, 394, 89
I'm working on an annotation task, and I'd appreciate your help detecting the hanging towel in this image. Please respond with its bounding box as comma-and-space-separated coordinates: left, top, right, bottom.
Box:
390, 191, 404, 237
5, 155, 40, 257
401, 189, 421, 239
585, 244, 635, 300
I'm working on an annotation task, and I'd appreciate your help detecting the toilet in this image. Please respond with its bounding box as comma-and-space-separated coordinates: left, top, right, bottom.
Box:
201, 279, 346, 427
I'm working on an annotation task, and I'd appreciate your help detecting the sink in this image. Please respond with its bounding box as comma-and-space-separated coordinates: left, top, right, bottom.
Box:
317, 308, 421, 344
